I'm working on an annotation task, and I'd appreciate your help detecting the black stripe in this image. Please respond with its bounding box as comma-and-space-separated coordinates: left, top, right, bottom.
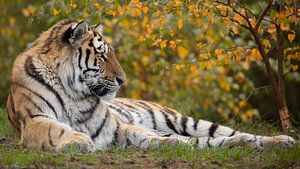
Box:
91, 110, 109, 140
115, 101, 144, 124
162, 113, 179, 134
85, 49, 91, 68
116, 101, 136, 109
195, 138, 199, 145
162, 133, 172, 137
71, 57, 76, 84
8, 89, 21, 132
181, 117, 190, 136
21, 115, 26, 131
139, 138, 148, 147
25, 107, 49, 119
133, 101, 157, 129
41, 142, 46, 150
83, 68, 99, 74
193, 119, 199, 130
77, 97, 99, 123
163, 107, 177, 116
44, 20, 76, 52
21, 93, 46, 115
229, 130, 236, 137
48, 126, 55, 147
109, 105, 134, 123
218, 138, 225, 147
9, 89, 16, 114
208, 123, 219, 138
13, 83, 58, 119
59, 129, 65, 137
113, 122, 120, 145
78, 47, 83, 69
93, 58, 97, 66
25, 57, 66, 112
207, 137, 212, 147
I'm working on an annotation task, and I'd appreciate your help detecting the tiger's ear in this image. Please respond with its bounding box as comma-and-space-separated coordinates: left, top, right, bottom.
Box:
91, 24, 103, 35
68, 21, 88, 46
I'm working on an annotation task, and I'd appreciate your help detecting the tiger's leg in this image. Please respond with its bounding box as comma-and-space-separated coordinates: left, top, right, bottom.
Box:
20, 117, 95, 153
115, 122, 193, 149
152, 131, 295, 150
195, 133, 295, 149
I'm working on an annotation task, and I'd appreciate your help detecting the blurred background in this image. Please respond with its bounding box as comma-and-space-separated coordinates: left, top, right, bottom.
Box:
0, 0, 299, 126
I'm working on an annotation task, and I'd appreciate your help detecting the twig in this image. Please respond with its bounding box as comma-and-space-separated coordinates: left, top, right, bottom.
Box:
254, 1, 272, 32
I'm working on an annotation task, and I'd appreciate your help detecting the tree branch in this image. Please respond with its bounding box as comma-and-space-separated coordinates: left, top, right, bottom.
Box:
254, 1, 272, 32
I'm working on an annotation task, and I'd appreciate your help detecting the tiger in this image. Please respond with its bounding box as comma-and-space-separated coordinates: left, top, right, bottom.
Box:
6, 19, 296, 153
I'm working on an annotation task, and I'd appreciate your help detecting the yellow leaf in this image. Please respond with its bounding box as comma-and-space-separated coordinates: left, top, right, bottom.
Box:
131, 0, 140, 4
280, 21, 290, 31
188, 4, 195, 11
267, 24, 276, 35
251, 48, 261, 61
71, 3, 77, 10
142, 6, 149, 14
234, 13, 243, 24
108, 9, 117, 16
52, 8, 60, 16
232, 24, 239, 34
190, 65, 197, 73
142, 16, 148, 27
262, 39, 271, 53
288, 31, 296, 42
22, 6, 35, 17
94, 3, 103, 10
177, 46, 189, 59
160, 40, 167, 49
291, 65, 298, 71
132, 8, 141, 17
262, 39, 271, 48
169, 31, 175, 37
177, 19, 183, 29
235, 54, 242, 62
175, 64, 181, 71
246, 110, 253, 118
249, 18, 256, 28
239, 100, 246, 107
214, 48, 224, 56
287, 54, 295, 62
169, 40, 176, 50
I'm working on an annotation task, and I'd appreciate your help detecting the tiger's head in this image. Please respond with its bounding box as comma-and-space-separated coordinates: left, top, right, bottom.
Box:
58, 20, 126, 100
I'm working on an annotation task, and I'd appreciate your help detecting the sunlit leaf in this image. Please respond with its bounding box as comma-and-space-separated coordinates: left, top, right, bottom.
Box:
177, 46, 189, 59
71, 3, 77, 10
177, 19, 183, 29
142, 6, 148, 14
291, 65, 298, 71
287, 30, 296, 42
52, 8, 60, 16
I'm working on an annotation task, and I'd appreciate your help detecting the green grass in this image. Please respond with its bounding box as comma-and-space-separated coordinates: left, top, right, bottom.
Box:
0, 108, 299, 169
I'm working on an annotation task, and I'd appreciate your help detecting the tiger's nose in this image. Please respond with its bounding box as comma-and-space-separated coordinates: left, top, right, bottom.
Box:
116, 76, 125, 85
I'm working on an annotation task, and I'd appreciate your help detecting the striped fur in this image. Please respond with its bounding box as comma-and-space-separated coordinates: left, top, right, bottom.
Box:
7, 20, 295, 153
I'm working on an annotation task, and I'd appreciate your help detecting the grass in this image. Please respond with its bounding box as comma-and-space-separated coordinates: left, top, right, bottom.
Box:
0, 108, 299, 169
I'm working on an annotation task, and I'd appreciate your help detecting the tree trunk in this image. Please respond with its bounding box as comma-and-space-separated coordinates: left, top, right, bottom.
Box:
276, 88, 295, 132
275, 24, 295, 132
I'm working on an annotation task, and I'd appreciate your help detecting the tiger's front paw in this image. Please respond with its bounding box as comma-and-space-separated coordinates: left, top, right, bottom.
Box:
59, 132, 95, 153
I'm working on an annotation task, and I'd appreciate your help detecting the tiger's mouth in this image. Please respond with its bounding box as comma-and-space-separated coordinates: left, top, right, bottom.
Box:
88, 83, 119, 97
